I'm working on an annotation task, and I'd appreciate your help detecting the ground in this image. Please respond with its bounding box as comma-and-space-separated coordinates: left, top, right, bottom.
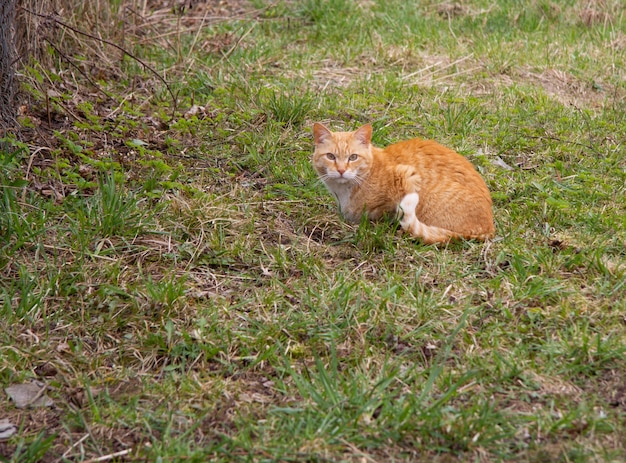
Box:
1, 0, 625, 462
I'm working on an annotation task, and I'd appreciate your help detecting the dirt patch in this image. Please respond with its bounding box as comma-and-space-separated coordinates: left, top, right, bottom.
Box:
594, 368, 626, 410
284, 58, 371, 91
528, 372, 583, 400
436, 2, 469, 19
470, 65, 622, 111
517, 68, 614, 109
0, 407, 63, 462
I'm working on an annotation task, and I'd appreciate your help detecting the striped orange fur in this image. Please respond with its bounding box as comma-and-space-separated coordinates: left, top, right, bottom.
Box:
312, 123, 494, 244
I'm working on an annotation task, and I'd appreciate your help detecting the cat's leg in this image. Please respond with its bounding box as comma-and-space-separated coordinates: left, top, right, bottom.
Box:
397, 193, 458, 244
397, 192, 420, 231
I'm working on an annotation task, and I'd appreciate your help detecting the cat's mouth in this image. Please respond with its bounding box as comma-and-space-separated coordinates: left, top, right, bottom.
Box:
329, 176, 352, 184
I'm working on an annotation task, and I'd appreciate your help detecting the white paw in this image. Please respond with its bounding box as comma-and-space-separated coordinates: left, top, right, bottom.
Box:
398, 193, 419, 229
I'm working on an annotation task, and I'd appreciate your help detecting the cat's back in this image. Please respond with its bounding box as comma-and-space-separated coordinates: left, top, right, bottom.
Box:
379, 135, 493, 236
382, 137, 474, 169
379, 136, 491, 199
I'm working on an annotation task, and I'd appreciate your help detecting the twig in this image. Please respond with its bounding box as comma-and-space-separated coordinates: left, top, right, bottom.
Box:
20, 7, 178, 117
60, 433, 90, 460
24, 381, 49, 407
218, 23, 257, 63
524, 134, 597, 155
82, 449, 132, 463
401, 60, 443, 81
429, 65, 483, 83
105, 92, 137, 119
43, 37, 116, 103
24, 146, 50, 180
402, 53, 474, 82
184, 8, 211, 76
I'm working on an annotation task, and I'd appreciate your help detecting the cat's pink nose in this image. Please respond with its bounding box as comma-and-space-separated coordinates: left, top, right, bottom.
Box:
337, 168, 346, 176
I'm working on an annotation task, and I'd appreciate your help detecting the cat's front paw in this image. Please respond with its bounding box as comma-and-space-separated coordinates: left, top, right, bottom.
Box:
397, 193, 419, 229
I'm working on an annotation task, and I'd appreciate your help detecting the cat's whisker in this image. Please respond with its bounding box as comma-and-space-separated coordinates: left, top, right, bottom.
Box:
352, 174, 374, 191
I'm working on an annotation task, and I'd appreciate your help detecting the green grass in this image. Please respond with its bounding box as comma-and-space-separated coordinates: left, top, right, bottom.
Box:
1, 0, 625, 461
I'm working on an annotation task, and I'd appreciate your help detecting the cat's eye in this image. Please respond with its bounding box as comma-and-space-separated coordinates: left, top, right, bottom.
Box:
348, 154, 358, 161
326, 153, 336, 160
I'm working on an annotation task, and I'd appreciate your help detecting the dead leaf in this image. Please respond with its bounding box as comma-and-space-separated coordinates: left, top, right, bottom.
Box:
5, 381, 54, 409
0, 419, 17, 440
56, 341, 70, 352
184, 104, 206, 119
491, 156, 514, 170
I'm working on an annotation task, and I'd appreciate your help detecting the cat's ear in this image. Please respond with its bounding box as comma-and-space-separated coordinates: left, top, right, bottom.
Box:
354, 124, 372, 146
313, 123, 332, 145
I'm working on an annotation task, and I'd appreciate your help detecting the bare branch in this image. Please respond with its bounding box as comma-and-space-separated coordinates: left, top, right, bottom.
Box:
20, 6, 178, 117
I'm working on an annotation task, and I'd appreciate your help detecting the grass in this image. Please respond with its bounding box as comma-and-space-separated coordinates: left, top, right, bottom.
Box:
1, 0, 625, 461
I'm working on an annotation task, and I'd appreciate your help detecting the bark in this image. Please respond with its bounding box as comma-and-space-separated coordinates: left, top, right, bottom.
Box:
0, 0, 18, 132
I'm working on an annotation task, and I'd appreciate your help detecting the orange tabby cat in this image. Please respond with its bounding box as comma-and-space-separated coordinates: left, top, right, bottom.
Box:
312, 123, 494, 244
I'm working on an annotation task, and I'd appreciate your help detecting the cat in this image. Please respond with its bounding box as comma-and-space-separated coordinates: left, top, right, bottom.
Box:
312, 123, 494, 244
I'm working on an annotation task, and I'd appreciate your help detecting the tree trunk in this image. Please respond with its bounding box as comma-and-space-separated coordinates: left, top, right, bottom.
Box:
0, 0, 18, 133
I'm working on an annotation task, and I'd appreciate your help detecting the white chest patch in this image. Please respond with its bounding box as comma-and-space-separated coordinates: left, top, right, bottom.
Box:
324, 180, 353, 215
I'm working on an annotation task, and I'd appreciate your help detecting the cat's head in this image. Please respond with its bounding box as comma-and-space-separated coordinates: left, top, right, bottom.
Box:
312, 123, 373, 185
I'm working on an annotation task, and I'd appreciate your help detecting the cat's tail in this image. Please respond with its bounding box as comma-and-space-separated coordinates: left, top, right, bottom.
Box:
407, 221, 492, 244
397, 193, 491, 244
404, 218, 460, 244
